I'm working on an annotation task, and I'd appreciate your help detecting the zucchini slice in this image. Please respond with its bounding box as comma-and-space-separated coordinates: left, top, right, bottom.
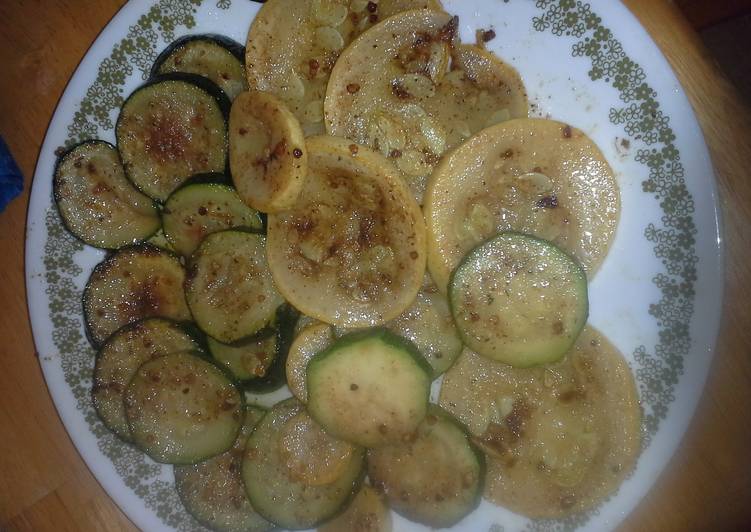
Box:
318, 485, 393, 532
241, 398, 365, 529
306, 328, 432, 448
386, 274, 462, 378
83, 245, 191, 347
245, 0, 444, 136
449, 232, 588, 367
185, 230, 284, 344
152, 34, 248, 101
325, 10, 528, 202
438, 328, 641, 518
286, 321, 334, 402
367, 405, 484, 528
208, 332, 277, 384
53, 140, 160, 249
93, 318, 203, 441
124, 351, 244, 464
229, 90, 308, 213
209, 303, 299, 394
162, 181, 262, 256
424, 118, 620, 292
266, 135, 426, 327
174, 405, 274, 532
116, 73, 230, 202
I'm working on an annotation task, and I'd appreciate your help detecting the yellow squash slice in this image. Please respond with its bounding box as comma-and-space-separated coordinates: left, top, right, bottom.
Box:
246, 0, 444, 136
267, 135, 426, 327
438, 327, 641, 518
325, 9, 528, 201
425, 117, 620, 292
286, 321, 334, 402
229, 90, 307, 212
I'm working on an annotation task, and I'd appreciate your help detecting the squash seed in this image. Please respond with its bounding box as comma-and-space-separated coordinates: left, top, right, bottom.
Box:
315, 26, 345, 51
311, 0, 349, 27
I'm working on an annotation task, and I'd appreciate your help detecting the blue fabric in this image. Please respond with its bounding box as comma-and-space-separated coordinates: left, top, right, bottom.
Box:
0, 136, 23, 213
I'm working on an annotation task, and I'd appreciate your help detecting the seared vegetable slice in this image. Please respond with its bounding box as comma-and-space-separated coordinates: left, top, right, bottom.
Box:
307, 328, 432, 447
450, 232, 588, 367
425, 118, 619, 291
209, 303, 299, 395
162, 182, 262, 256
245, 0, 444, 136
325, 10, 528, 202
266, 135, 426, 327
368, 406, 484, 528
153, 34, 248, 101
83, 245, 191, 347
208, 332, 277, 383
116, 74, 230, 202
319, 485, 393, 532
124, 351, 243, 464
439, 328, 641, 518
242, 398, 364, 529
93, 318, 203, 441
286, 321, 334, 402
174, 405, 273, 532
386, 274, 462, 377
185, 230, 284, 343
229, 90, 307, 212
54, 140, 160, 249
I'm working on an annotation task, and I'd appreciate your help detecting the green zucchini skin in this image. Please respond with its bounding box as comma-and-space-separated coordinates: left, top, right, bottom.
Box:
82, 244, 192, 348
184, 230, 284, 344
92, 318, 205, 442
53, 140, 160, 249
449, 231, 589, 367
151, 34, 247, 101
174, 171, 232, 186
247, 303, 298, 393
115, 73, 231, 202
162, 181, 262, 257
241, 398, 365, 530
273, 303, 300, 384
306, 328, 433, 448
367, 405, 485, 528
174, 405, 274, 532
124, 351, 244, 464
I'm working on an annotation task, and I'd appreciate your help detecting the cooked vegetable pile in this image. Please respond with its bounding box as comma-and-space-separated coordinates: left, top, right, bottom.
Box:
54, 1, 640, 529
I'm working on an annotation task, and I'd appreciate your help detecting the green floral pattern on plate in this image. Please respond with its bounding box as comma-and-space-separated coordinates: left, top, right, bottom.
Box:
517, 1, 696, 529
42, 0, 698, 530
531, 0, 697, 444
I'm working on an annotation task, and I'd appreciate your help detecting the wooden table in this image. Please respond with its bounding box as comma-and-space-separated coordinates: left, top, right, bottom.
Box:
0, 1, 749, 530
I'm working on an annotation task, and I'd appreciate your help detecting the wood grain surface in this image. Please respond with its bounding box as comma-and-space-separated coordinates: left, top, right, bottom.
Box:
0, 1, 749, 530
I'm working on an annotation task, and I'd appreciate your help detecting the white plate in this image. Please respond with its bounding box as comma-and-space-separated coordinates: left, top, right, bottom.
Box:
25, 0, 723, 530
